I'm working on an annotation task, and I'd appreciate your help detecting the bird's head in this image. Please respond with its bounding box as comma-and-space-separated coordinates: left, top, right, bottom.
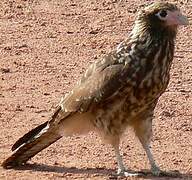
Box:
131, 2, 189, 40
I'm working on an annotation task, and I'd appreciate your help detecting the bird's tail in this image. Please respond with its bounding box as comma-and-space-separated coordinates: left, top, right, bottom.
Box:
2, 107, 63, 169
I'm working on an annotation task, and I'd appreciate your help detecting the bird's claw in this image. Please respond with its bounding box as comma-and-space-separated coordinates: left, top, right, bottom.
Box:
151, 165, 161, 176
151, 166, 180, 177
117, 168, 142, 177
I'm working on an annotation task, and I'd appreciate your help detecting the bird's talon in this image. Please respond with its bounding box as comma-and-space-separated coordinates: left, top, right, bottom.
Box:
159, 170, 181, 177
151, 167, 180, 177
151, 166, 161, 176
117, 169, 142, 177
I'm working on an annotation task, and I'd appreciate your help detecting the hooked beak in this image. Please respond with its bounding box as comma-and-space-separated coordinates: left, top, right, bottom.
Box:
167, 10, 189, 26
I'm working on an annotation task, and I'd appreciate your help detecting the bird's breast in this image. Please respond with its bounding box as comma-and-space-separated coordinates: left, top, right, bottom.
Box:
127, 39, 173, 104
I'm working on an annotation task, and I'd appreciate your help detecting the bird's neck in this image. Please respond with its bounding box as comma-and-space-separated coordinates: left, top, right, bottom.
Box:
128, 21, 176, 92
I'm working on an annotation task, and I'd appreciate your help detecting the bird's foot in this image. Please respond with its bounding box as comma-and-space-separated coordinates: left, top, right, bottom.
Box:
151, 165, 161, 176
151, 166, 180, 177
117, 168, 142, 177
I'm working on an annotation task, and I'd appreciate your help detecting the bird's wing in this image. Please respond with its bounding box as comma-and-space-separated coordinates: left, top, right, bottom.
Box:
59, 47, 132, 115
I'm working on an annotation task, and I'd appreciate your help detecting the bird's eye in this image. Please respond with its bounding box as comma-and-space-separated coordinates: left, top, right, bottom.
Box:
159, 10, 167, 18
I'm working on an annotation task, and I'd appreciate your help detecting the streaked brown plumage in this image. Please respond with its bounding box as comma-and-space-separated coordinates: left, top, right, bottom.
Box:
2, 2, 189, 177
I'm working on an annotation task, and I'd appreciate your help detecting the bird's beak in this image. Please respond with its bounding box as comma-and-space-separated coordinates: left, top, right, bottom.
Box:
167, 10, 189, 26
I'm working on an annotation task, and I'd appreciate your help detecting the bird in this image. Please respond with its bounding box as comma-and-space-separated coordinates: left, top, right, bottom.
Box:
2, 2, 189, 177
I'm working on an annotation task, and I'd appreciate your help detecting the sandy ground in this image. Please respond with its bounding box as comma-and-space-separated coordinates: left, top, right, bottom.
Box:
0, 0, 192, 179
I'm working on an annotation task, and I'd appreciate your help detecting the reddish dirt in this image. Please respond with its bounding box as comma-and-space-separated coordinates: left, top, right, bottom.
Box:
0, 0, 191, 179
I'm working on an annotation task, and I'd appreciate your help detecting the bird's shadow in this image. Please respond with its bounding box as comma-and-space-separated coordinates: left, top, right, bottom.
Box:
14, 163, 192, 179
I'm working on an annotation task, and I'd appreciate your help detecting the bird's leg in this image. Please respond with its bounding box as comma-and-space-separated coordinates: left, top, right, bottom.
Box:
114, 145, 126, 174
140, 136, 178, 177
141, 142, 161, 175
110, 136, 140, 177
133, 117, 162, 176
